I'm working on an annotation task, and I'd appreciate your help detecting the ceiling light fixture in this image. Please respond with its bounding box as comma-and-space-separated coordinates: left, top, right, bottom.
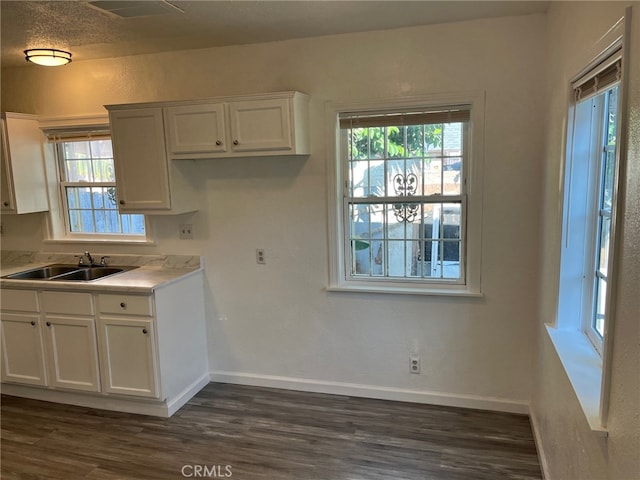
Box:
24, 49, 72, 66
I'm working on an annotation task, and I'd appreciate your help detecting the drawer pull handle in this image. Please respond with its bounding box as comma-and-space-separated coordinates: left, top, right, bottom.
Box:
216, 140, 222, 146
30, 321, 36, 326
233, 140, 239, 145
142, 328, 148, 335
46, 322, 51, 327
120, 302, 126, 309
119, 200, 125, 205
3, 202, 9, 207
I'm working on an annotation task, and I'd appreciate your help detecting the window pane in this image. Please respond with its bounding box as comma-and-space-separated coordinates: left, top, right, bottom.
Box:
387, 240, 408, 276
425, 124, 443, 151
59, 140, 144, 236
342, 113, 467, 284
598, 216, 611, 274
350, 128, 368, 160
387, 126, 405, 158
65, 159, 93, 182
602, 149, 615, 211
368, 127, 384, 159
69, 209, 95, 233
349, 160, 369, 197
89, 140, 113, 159
92, 159, 116, 182
406, 125, 424, 158
64, 141, 90, 160
594, 277, 606, 338
443, 157, 462, 195
74, 187, 93, 209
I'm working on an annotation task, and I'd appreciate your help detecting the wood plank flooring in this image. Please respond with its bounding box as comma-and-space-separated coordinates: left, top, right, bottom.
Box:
1, 383, 542, 479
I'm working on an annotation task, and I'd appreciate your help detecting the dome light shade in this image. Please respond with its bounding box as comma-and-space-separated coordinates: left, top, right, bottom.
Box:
24, 49, 72, 66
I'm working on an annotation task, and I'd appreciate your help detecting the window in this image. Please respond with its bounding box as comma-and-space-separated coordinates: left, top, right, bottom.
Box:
49, 132, 145, 239
327, 93, 484, 295
558, 53, 622, 355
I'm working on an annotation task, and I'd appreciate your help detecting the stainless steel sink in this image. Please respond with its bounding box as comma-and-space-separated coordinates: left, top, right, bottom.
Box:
52, 267, 130, 282
3, 264, 80, 280
2, 264, 137, 282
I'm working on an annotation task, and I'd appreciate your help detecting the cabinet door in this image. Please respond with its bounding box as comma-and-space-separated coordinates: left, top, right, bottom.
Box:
229, 98, 293, 153
97, 317, 159, 398
109, 108, 171, 212
165, 104, 227, 158
1, 131, 15, 211
0, 114, 49, 214
43, 315, 100, 392
0, 313, 47, 386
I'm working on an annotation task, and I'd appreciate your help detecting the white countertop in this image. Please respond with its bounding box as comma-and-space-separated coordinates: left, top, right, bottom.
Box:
0, 252, 203, 293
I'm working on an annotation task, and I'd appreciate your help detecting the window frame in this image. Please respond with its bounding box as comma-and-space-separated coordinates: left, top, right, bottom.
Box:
558, 50, 622, 357
326, 91, 485, 296
550, 10, 631, 430
40, 117, 152, 244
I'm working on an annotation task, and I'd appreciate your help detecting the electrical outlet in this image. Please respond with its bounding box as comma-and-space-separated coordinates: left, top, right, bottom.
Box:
410, 355, 420, 374
179, 224, 193, 240
256, 248, 266, 264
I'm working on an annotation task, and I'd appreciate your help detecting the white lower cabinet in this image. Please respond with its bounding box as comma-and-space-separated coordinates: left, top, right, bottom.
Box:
41, 291, 100, 392
43, 315, 100, 392
0, 312, 47, 386
97, 293, 159, 398
98, 317, 158, 397
0, 273, 208, 417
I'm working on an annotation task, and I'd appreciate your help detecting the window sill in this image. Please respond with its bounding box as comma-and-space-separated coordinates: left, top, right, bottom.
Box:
545, 325, 608, 436
327, 281, 483, 297
43, 237, 156, 246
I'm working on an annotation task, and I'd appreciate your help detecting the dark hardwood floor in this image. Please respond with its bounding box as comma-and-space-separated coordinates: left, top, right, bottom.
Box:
1, 383, 542, 479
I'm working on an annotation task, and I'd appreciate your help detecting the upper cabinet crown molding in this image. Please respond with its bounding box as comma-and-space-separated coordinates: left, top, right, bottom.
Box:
1, 112, 49, 215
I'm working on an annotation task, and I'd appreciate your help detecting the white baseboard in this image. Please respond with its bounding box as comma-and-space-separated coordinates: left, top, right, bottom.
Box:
166, 373, 210, 416
529, 406, 551, 480
209, 371, 530, 414
1, 383, 171, 416
1, 374, 209, 418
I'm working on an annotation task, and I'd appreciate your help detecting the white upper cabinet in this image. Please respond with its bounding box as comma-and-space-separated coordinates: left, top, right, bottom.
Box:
165, 103, 227, 158
0, 113, 49, 214
108, 107, 197, 215
229, 97, 293, 153
109, 91, 309, 162
107, 91, 309, 214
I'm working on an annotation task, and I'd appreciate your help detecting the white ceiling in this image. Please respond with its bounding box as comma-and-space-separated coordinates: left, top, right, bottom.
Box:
1, 1, 548, 68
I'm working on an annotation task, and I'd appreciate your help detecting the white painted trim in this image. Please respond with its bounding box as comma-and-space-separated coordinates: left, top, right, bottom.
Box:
1, 383, 171, 416
325, 90, 485, 296
39, 114, 109, 129
528, 406, 551, 480
209, 371, 529, 414
0, 373, 208, 417
545, 326, 608, 436
165, 373, 210, 416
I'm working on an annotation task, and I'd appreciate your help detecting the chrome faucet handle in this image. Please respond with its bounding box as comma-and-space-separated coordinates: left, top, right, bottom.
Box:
74, 255, 85, 266
100, 256, 110, 267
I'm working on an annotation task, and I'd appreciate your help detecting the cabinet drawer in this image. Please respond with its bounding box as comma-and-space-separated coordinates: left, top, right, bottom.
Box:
98, 294, 153, 317
1, 289, 39, 312
41, 291, 94, 316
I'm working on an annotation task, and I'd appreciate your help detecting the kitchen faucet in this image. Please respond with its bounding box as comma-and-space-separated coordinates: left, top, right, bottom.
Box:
84, 251, 95, 266
76, 251, 97, 267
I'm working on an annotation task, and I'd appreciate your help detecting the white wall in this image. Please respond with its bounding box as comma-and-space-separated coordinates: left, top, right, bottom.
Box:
533, 2, 640, 479
1, 14, 546, 410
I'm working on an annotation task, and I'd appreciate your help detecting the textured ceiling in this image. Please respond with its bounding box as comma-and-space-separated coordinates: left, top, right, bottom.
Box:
1, 1, 548, 68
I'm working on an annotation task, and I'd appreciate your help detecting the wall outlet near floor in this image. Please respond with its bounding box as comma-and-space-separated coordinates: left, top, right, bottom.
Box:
179, 224, 193, 240
410, 355, 420, 374
256, 248, 266, 264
